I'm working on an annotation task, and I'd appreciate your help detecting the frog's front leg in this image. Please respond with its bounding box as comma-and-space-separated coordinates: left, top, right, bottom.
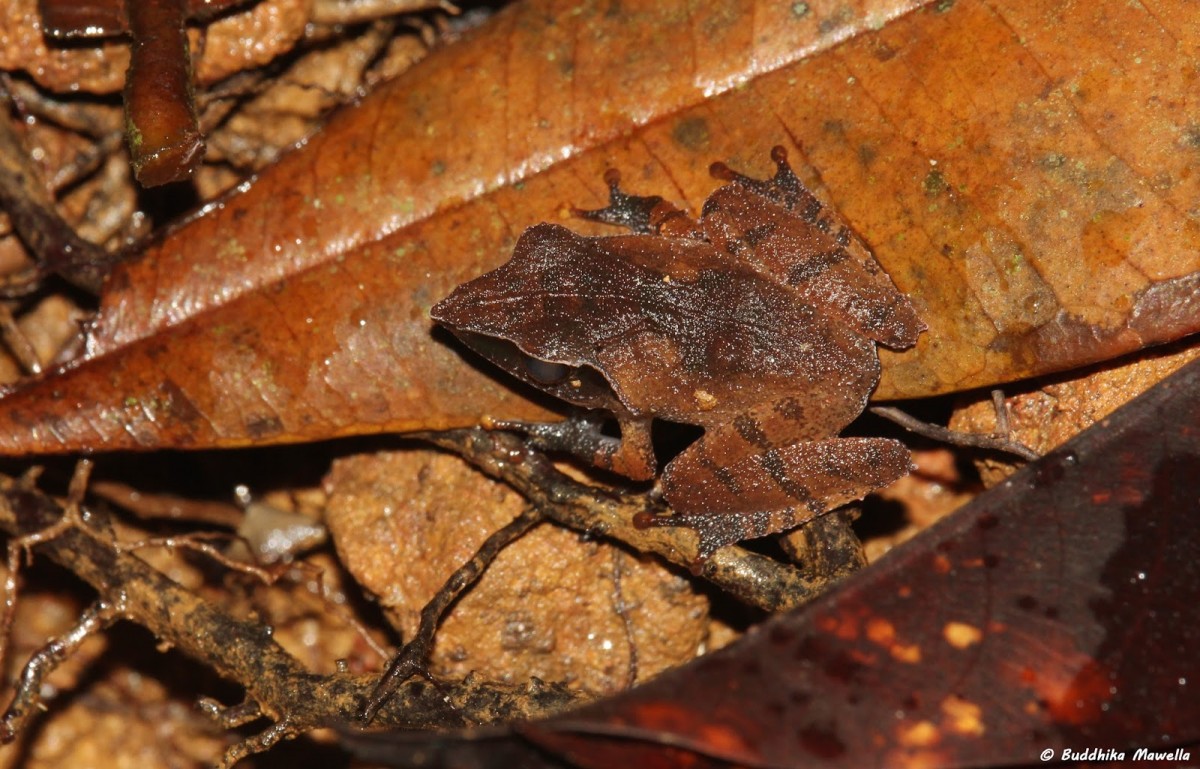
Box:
574, 169, 701, 239
488, 412, 657, 481
638, 427, 911, 565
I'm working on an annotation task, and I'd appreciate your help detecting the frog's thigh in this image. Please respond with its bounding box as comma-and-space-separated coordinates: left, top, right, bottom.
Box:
661, 435, 911, 556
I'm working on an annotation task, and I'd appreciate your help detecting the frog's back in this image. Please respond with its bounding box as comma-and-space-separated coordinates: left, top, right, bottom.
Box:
434, 221, 880, 426
581, 234, 881, 425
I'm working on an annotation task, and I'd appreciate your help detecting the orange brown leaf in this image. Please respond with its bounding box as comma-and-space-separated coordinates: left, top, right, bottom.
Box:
0, 0, 1196, 454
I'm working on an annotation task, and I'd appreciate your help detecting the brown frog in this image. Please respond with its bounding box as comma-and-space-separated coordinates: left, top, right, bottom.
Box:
432, 147, 924, 565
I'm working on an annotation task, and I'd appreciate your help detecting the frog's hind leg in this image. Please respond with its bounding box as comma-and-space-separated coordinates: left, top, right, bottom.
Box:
642, 434, 912, 564
707, 147, 927, 350
574, 170, 700, 238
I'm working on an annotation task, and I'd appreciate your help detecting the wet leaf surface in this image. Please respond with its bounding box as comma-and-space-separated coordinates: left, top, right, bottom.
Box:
349, 348, 1200, 769
0, 0, 1197, 453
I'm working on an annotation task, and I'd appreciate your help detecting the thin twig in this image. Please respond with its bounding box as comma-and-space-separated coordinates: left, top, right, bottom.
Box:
610, 549, 639, 690
119, 531, 390, 664
218, 717, 302, 769
0, 595, 126, 741
0, 304, 41, 375
870, 405, 1041, 461
0, 461, 93, 674
117, 531, 293, 583
0, 75, 119, 140
197, 696, 264, 729
991, 389, 1011, 435
0, 103, 117, 294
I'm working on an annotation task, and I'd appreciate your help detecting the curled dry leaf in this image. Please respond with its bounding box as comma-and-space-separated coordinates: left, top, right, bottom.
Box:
0, 0, 1196, 452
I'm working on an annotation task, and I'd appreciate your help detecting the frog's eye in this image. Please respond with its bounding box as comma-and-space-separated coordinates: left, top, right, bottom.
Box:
524, 357, 571, 384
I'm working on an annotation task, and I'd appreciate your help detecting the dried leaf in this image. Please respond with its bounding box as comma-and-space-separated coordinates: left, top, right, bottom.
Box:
0, 0, 1196, 452
325, 449, 719, 693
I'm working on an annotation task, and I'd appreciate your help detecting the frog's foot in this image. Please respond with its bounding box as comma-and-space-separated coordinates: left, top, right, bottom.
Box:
709, 145, 821, 221
647, 436, 914, 569
633, 508, 762, 575
573, 170, 702, 238
488, 412, 657, 481
573, 169, 664, 234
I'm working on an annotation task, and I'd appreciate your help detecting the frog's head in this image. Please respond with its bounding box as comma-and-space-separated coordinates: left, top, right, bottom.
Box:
431, 223, 625, 412
433, 325, 622, 413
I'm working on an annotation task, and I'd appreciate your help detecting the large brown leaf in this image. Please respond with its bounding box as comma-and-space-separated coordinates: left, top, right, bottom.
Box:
0, 0, 1196, 453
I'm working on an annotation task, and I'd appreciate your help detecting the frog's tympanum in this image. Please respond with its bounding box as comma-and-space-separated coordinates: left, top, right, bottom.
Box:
432, 147, 924, 565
